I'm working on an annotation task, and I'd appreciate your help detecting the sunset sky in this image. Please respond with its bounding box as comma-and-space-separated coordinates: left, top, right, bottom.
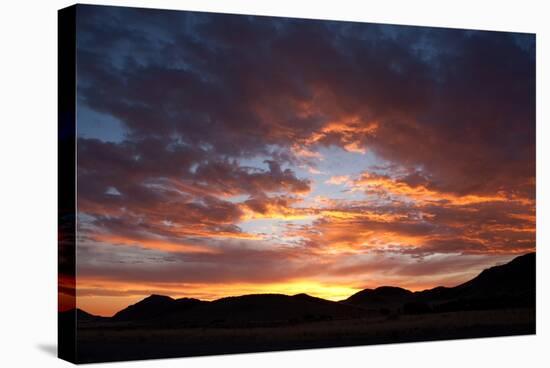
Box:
72, 5, 535, 316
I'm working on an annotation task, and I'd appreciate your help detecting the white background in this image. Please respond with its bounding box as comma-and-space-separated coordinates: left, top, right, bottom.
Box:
0, 0, 548, 366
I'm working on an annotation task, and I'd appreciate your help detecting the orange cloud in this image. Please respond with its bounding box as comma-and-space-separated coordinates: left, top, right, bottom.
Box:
325, 175, 351, 185
353, 172, 512, 205
241, 195, 315, 221
292, 145, 323, 159
303, 116, 378, 154
94, 234, 219, 254
307, 117, 378, 142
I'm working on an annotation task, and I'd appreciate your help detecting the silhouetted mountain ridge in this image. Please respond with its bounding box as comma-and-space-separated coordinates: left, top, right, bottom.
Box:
343, 252, 535, 313
113, 294, 204, 322
344, 286, 412, 307
71, 252, 535, 324
177, 293, 365, 327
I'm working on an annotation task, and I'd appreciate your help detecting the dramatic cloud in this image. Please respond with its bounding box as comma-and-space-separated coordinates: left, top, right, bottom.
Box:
74, 5, 535, 315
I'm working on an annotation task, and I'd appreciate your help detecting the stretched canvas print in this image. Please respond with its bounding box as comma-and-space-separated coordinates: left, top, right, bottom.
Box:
58, 4, 536, 363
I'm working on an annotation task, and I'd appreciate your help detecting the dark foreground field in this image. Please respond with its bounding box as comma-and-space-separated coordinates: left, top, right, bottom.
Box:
76, 308, 534, 363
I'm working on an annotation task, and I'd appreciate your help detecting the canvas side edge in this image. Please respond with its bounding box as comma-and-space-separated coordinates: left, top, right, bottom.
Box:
58, 4, 77, 364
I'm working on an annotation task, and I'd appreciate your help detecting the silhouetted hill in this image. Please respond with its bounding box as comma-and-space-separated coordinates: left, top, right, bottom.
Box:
90, 293, 367, 327
343, 252, 535, 313
147, 293, 365, 327
344, 286, 412, 309
424, 252, 536, 312
113, 294, 204, 321
454, 252, 535, 297
105, 292, 367, 327
109, 293, 364, 326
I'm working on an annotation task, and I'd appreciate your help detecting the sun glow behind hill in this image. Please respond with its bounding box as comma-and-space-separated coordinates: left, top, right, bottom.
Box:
77, 280, 362, 317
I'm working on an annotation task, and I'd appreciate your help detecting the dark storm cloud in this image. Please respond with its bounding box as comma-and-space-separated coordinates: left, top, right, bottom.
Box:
78, 137, 309, 200
77, 6, 534, 198
193, 159, 310, 195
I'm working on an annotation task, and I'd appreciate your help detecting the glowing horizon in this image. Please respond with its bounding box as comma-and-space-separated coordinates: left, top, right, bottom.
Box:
77, 263, 503, 317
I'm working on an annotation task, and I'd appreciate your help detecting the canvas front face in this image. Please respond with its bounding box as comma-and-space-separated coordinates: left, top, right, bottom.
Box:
58, 4, 536, 364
